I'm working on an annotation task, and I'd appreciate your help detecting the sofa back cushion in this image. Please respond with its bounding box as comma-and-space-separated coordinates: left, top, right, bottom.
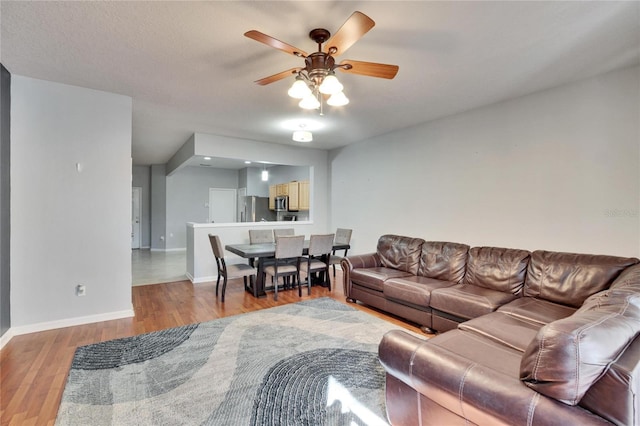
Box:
418, 241, 469, 283
524, 250, 639, 308
520, 277, 640, 405
463, 246, 530, 294
377, 235, 425, 275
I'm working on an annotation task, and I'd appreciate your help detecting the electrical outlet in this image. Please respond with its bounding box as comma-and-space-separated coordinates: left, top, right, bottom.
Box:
76, 284, 86, 296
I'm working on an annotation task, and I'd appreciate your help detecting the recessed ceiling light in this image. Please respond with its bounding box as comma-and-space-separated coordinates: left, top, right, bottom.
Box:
245, 160, 251, 164
203, 156, 211, 160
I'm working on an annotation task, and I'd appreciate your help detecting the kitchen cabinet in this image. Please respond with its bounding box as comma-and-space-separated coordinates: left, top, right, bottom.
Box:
299, 180, 310, 210
276, 183, 288, 197
269, 180, 308, 211
288, 181, 299, 211
268, 185, 276, 210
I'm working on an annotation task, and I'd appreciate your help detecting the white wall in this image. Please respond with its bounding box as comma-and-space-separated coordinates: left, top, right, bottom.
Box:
11, 76, 133, 331
166, 166, 238, 249
330, 65, 640, 258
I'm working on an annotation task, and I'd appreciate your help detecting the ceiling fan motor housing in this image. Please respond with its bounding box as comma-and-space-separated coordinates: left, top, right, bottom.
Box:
306, 53, 335, 81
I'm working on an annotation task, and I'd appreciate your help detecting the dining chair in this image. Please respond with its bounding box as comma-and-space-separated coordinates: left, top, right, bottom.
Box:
249, 229, 274, 244
263, 235, 304, 301
209, 234, 257, 302
329, 228, 353, 276
300, 233, 335, 294
273, 228, 295, 239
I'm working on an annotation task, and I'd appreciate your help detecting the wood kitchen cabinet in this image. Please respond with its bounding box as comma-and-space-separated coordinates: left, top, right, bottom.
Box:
268, 185, 276, 210
299, 180, 310, 210
288, 181, 299, 211
276, 183, 288, 197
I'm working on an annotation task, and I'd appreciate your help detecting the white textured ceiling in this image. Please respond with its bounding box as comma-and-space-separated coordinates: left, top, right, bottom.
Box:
2, 1, 639, 165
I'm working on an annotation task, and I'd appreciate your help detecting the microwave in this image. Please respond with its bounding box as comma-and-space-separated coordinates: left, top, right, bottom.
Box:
275, 196, 288, 212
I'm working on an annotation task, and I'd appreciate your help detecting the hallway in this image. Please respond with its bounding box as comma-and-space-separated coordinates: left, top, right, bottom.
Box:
131, 249, 187, 286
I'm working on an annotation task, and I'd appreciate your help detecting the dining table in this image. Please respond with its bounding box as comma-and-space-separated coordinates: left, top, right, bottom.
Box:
225, 241, 351, 297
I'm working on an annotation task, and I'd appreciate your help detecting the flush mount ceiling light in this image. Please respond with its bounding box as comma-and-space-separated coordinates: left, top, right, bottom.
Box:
293, 130, 313, 142
245, 11, 398, 113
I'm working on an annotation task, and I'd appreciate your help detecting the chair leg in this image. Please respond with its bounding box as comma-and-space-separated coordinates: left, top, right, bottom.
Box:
221, 276, 228, 302
215, 274, 221, 297
274, 275, 278, 301
243, 276, 248, 291
332, 264, 336, 277
325, 266, 331, 291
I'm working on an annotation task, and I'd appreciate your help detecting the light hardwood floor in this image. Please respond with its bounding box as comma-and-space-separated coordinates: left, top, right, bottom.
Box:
0, 271, 422, 425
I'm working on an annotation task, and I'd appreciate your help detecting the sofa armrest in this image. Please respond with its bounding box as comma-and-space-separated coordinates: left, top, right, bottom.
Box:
341, 253, 382, 298
379, 330, 611, 425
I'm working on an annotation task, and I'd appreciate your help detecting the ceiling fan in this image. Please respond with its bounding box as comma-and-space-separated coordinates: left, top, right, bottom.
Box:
244, 11, 399, 109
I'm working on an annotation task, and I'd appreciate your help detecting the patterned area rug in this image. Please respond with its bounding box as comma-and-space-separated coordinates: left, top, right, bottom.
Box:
56, 298, 413, 425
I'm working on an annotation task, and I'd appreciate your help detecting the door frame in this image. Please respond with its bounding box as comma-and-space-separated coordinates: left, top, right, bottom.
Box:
131, 187, 142, 249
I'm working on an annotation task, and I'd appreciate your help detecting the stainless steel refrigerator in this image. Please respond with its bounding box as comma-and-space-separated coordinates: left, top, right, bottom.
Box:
241, 196, 275, 222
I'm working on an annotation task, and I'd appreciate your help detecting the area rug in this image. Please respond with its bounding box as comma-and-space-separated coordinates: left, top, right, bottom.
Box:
56, 298, 416, 426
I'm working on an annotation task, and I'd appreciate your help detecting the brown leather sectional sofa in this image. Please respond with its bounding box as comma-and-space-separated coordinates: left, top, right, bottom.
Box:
341, 234, 640, 425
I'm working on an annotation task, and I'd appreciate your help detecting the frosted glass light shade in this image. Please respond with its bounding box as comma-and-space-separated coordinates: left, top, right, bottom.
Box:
299, 93, 320, 109
327, 91, 349, 106
292, 131, 313, 142
288, 79, 311, 99
319, 74, 343, 95
261, 170, 269, 181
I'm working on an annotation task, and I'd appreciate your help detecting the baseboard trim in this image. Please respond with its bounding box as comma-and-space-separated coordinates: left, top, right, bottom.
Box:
9, 308, 135, 337
150, 248, 186, 252
0, 328, 14, 350
187, 272, 217, 284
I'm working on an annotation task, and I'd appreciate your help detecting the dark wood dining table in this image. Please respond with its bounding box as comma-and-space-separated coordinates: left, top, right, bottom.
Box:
225, 241, 350, 297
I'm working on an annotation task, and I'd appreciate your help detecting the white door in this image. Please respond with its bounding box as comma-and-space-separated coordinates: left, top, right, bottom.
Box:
131, 187, 141, 249
237, 187, 247, 222
209, 188, 236, 223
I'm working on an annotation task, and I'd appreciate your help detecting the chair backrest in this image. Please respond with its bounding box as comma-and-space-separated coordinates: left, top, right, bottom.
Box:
208, 234, 224, 259
273, 228, 295, 239
334, 228, 353, 245
274, 235, 304, 259
249, 229, 274, 244
309, 234, 335, 257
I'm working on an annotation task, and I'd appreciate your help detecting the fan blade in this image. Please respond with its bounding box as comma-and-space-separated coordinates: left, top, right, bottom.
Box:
254, 68, 301, 86
324, 11, 375, 56
244, 30, 308, 57
337, 60, 399, 79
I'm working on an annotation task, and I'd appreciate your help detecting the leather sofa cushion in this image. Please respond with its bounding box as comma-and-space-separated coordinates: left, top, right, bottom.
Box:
580, 334, 640, 426
458, 312, 542, 352
384, 276, 457, 307
520, 286, 640, 405
524, 250, 638, 308
611, 263, 640, 291
379, 330, 612, 425
417, 241, 469, 283
464, 246, 530, 294
498, 297, 577, 325
377, 234, 424, 275
430, 284, 520, 320
350, 267, 413, 292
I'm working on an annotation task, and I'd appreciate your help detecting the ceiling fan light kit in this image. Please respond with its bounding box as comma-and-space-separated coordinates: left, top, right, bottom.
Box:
245, 10, 399, 116
299, 93, 320, 110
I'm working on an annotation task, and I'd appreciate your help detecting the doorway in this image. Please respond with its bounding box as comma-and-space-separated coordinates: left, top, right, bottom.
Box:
132, 187, 141, 249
